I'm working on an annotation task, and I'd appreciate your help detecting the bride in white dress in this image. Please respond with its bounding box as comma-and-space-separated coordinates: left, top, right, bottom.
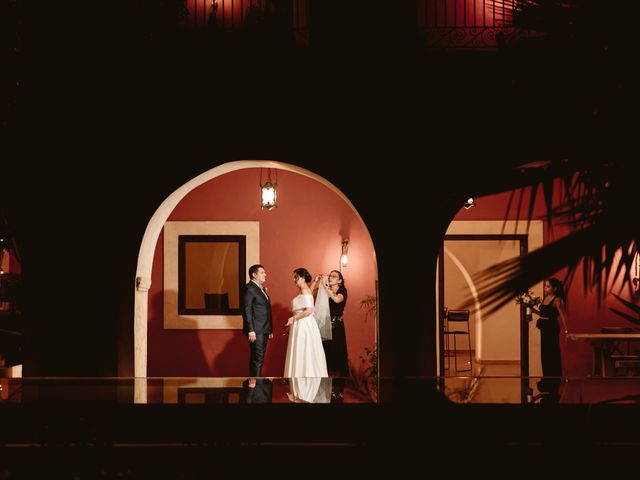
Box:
283, 268, 328, 378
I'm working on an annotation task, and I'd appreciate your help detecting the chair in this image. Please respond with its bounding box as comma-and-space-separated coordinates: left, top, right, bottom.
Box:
204, 292, 230, 312
444, 309, 472, 372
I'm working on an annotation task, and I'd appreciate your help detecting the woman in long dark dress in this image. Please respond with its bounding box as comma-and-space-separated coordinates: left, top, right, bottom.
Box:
314, 270, 349, 377
533, 278, 569, 380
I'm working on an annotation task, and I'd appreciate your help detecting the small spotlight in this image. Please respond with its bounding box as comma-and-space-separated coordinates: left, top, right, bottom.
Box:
463, 197, 476, 210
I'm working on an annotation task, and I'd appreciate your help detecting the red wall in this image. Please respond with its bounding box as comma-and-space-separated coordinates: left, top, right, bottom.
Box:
454, 184, 635, 376
148, 168, 377, 377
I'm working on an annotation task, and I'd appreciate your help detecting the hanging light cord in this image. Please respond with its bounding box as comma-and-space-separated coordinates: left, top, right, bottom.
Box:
259, 168, 277, 186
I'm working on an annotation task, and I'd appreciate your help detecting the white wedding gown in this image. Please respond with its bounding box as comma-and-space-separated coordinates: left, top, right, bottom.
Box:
283, 293, 328, 378
290, 377, 332, 403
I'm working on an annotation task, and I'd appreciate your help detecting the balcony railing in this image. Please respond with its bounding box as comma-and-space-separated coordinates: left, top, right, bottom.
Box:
417, 0, 522, 50
163, 0, 524, 51
183, 0, 309, 45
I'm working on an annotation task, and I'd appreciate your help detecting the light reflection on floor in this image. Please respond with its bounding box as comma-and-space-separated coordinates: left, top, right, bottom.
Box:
442, 352, 640, 404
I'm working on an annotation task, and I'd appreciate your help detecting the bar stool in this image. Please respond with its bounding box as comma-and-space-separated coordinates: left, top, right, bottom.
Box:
444, 309, 472, 372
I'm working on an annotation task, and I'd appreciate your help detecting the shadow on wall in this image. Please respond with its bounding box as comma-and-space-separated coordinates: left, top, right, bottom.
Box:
210, 302, 292, 377
147, 290, 210, 376
149, 289, 295, 377
210, 333, 249, 376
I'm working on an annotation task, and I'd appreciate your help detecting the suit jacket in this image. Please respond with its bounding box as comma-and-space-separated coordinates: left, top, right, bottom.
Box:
241, 281, 272, 335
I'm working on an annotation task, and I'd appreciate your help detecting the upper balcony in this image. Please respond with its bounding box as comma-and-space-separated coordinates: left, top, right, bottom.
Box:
160, 0, 524, 51
417, 0, 523, 49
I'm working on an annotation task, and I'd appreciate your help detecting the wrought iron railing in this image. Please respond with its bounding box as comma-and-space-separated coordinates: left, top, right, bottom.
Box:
417, 0, 522, 50
173, 0, 522, 51
183, 0, 308, 44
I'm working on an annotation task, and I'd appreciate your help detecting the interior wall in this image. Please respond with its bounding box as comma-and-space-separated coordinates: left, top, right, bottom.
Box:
450, 184, 638, 377
147, 168, 377, 377
445, 240, 521, 361
442, 220, 544, 376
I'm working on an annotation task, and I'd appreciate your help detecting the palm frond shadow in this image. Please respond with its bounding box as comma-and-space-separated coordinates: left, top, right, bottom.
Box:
455, 0, 640, 318
467, 220, 632, 316
609, 293, 640, 327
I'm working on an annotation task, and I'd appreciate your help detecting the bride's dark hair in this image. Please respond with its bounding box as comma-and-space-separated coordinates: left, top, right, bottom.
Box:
293, 267, 312, 283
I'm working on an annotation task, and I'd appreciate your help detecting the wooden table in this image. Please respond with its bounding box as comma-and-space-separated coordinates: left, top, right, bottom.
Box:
568, 333, 640, 376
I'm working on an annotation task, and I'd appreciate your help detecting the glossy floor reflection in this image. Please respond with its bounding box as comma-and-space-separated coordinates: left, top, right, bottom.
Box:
3, 375, 640, 405
0, 376, 378, 404
443, 375, 640, 404
173, 377, 353, 404
4, 374, 640, 478
443, 350, 523, 403
441, 350, 640, 404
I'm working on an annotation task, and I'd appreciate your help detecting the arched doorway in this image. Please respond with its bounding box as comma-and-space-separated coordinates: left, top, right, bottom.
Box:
134, 161, 378, 399
436, 220, 544, 403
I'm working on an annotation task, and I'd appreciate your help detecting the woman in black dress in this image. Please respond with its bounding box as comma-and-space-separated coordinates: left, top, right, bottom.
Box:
533, 278, 569, 379
314, 270, 349, 377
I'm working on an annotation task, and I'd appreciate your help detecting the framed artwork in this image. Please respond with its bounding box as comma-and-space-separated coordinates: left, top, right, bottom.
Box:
164, 221, 259, 329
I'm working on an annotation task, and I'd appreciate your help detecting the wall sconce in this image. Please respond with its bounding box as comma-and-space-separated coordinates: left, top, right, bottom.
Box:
259, 168, 278, 210
0, 238, 4, 275
633, 251, 640, 292
340, 239, 349, 271
463, 197, 476, 209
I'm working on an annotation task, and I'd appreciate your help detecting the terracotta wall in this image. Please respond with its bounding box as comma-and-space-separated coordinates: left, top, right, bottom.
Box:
453, 183, 635, 376
148, 168, 377, 377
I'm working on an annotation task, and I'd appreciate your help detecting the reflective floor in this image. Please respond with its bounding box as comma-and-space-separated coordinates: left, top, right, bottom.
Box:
3, 374, 640, 477
0, 377, 374, 404
3, 374, 640, 405
441, 350, 640, 404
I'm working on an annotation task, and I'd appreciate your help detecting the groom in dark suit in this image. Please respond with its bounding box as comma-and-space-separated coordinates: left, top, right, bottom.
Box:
241, 264, 273, 377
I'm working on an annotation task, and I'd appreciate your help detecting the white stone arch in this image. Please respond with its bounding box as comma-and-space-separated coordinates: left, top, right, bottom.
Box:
134, 160, 378, 382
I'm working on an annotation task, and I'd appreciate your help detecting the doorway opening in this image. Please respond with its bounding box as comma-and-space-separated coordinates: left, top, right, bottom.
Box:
133, 160, 379, 402
436, 221, 544, 403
